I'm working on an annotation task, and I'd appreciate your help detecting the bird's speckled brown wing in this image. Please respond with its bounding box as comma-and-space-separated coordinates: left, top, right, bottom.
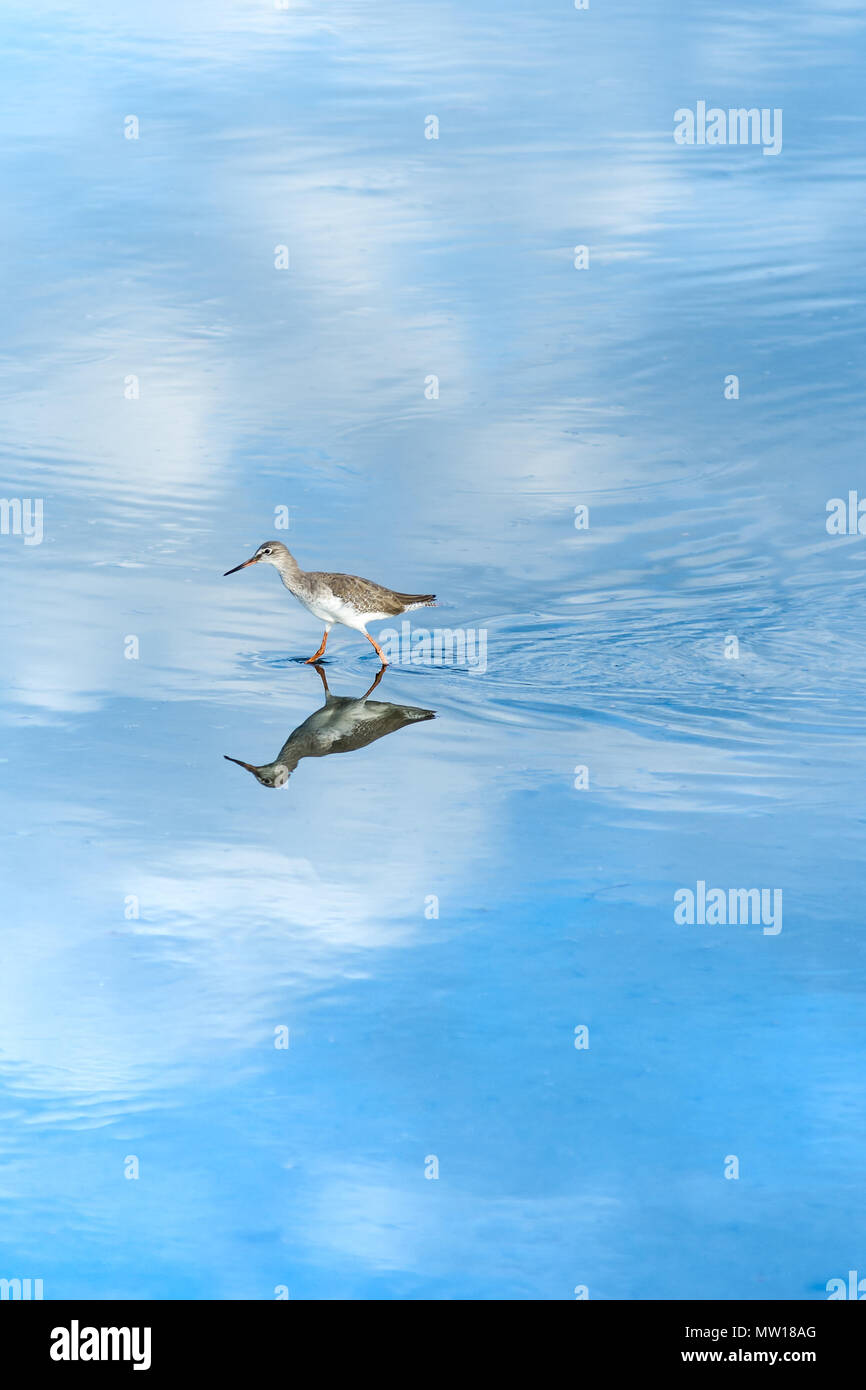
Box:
308, 572, 434, 615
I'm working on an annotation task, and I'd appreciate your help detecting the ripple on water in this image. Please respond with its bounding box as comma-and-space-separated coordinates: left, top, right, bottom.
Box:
417, 607, 866, 750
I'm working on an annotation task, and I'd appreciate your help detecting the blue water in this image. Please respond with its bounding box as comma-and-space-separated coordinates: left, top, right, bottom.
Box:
1, 0, 865, 1300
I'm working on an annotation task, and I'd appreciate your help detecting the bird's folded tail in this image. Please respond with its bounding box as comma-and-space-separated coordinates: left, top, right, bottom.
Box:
394, 592, 437, 612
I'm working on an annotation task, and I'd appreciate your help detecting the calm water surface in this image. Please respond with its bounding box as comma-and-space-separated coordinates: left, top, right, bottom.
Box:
1, 0, 865, 1298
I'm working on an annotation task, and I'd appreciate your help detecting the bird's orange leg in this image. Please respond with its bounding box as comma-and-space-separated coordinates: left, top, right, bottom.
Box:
364, 632, 388, 665
305, 630, 329, 664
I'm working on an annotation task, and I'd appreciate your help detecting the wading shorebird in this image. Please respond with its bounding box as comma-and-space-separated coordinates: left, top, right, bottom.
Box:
223, 541, 436, 664
224, 663, 435, 786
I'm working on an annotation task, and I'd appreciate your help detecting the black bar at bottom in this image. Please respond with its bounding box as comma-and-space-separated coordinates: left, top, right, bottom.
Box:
0, 1298, 859, 1375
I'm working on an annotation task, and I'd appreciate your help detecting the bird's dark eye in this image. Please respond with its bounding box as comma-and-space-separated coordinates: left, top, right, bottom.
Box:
263, 548, 271, 554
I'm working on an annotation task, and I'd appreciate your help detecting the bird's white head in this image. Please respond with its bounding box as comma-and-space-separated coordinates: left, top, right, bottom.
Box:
224, 540, 293, 576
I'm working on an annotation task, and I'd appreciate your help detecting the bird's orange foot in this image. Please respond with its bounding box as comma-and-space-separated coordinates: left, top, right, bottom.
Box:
305, 632, 329, 664
365, 633, 388, 664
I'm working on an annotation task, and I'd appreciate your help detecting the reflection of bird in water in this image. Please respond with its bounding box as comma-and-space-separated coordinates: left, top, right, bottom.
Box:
224, 664, 435, 787
223, 539, 436, 665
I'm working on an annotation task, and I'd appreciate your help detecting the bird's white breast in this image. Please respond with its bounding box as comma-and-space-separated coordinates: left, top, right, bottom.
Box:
300, 590, 388, 631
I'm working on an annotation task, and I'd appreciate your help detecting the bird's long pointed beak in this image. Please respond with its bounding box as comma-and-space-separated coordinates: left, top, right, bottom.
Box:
223, 555, 258, 576
223, 755, 259, 772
